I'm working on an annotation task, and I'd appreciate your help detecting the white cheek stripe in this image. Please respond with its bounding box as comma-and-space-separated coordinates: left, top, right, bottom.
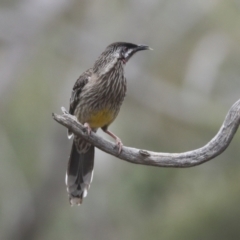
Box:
125, 49, 132, 58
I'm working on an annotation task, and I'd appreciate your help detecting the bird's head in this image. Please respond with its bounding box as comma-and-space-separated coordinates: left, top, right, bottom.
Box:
93, 42, 152, 75
105, 42, 152, 64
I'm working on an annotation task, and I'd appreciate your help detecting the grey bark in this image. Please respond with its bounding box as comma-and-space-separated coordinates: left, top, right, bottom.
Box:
52, 99, 240, 167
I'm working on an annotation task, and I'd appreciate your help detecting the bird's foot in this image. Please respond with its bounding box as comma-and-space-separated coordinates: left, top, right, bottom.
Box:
102, 129, 123, 154
84, 122, 92, 135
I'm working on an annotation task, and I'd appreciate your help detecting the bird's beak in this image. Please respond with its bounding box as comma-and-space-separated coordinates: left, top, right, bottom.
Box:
136, 44, 153, 51
122, 44, 152, 63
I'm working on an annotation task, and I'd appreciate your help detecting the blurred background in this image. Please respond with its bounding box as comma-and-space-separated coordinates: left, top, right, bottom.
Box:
1, 0, 240, 239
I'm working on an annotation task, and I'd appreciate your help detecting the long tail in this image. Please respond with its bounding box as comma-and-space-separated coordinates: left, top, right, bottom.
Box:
65, 142, 94, 206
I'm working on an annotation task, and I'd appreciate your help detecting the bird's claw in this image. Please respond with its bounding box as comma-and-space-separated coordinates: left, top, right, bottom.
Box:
115, 137, 123, 154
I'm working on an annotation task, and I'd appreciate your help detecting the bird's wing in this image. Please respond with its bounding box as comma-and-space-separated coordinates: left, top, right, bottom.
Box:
69, 68, 92, 115
68, 68, 92, 138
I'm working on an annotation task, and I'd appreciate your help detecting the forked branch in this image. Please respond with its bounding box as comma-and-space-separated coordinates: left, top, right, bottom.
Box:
52, 99, 240, 167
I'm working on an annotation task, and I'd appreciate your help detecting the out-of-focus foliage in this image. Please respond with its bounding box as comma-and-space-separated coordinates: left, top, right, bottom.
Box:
1, 0, 240, 239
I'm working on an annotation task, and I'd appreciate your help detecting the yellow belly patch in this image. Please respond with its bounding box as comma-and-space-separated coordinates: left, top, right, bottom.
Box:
88, 109, 114, 128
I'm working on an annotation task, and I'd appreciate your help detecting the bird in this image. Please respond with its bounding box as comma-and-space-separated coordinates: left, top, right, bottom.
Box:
65, 42, 151, 206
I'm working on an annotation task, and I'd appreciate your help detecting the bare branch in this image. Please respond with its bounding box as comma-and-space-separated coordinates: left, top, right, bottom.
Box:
52, 99, 240, 168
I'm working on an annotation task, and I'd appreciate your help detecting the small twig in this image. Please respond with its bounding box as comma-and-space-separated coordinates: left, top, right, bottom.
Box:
52, 99, 240, 168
